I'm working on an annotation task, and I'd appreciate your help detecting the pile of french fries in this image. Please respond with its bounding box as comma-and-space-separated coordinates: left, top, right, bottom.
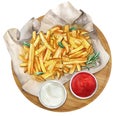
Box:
19, 25, 93, 81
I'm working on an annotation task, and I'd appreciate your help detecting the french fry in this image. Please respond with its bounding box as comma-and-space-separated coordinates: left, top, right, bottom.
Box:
62, 57, 70, 62
69, 64, 76, 74
53, 37, 58, 49
41, 71, 54, 79
56, 71, 61, 79
20, 62, 28, 67
34, 76, 45, 81
58, 69, 64, 76
55, 63, 63, 68
35, 57, 41, 71
80, 63, 86, 66
30, 31, 36, 44
55, 29, 64, 34
23, 46, 29, 52
70, 51, 88, 58
34, 62, 39, 72
47, 61, 56, 71
46, 30, 51, 41
63, 58, 87, 65
80, 30, 88, 35
53, 47, 63, 58
69, 50, 83, 58
19, 55, 27, 62
39, 54, 46, 73
43, 49, 50, 61
85, 35, 90, 40
24, 52, 29, 60
39, 32, 55, 52
74, 39, 82, 45
69, 45, 84, 54
69, 37, 78, 48
82, 39, 90, 49
34, 35, 40, 47
50, 26, 61, 33
71, 30, 77, 37
79, 51, 88, 57
62, 49, 67, 56
55, 34, 64, 42
50, 39, 54, 46
76, 64, 81, 71
64, 25, 70, 32
28, 44, 35, 74
32, 31, 36, 39
65, 64, 73, 68
45, 49, 51, 61
87, 45, 94, 54
35, 46, 46, 56
62, 40, 69, 53
63, 66, 69, 73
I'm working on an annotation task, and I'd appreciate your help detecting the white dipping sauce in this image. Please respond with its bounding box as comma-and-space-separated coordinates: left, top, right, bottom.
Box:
38, 80, 67, 109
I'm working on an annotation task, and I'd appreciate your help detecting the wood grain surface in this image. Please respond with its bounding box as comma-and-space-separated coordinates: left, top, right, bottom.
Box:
12, 16, 112, 112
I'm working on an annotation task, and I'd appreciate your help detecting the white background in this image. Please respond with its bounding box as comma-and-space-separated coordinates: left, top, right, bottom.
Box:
0, 0, 119, 115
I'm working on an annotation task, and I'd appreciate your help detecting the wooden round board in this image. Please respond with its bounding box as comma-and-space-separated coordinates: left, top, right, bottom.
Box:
12, 16, 112, 112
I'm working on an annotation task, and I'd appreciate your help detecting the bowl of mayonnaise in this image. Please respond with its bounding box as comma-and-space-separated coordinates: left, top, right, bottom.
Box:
38, 80, 67, 109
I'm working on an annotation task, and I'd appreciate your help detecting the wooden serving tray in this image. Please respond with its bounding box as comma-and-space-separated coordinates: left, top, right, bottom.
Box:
12, 16, 112, 112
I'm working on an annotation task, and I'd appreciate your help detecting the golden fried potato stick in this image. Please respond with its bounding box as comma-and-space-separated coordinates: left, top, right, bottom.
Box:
34, 75, 45, 81
56, 71, 61, 79
39, 32, 55, 52
63, 58, 87, 65
43, 49, 51, 61
35, 56, 41, 71
46, 30, 51, 41
23, 46, 29, 52
69, 50, 83, 58
71, 30, 77, 37
53, 47, 63, 58
62, 40, 69, 53
69, 64, 76, 74
63, 66, 69, 73
41, 71, 54, 79
69, 45, 84, 54
76, 64, 81, 71
35, 46, 46, 56
80, 30, 88, 35
50, 26, 61, 33
34, 62, 39, 72
64, 25, 70, 32
30, 31, 37, 44
69, 37, 78, 48
47, 61, 56, 71
32, 31, 37, 39
19, 55, 27, 62
34, 35, 40, 47
28, 44, 35, 74
20, 62, 28, 67
82, 39, 90, 49
24, 52, 29, 60
39, 53, 46, 73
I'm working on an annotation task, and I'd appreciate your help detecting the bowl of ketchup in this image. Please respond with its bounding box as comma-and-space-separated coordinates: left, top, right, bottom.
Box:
70, 71, 98, 99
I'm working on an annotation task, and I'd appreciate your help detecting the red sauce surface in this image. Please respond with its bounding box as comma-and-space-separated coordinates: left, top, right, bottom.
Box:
71, 72, 96, 97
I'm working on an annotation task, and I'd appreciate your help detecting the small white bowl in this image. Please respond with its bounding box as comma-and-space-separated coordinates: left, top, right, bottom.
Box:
70, 71, 98, 99
38, 80, 67, 109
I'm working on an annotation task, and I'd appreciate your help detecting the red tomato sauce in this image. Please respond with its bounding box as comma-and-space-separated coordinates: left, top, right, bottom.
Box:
71, 72, 97, 97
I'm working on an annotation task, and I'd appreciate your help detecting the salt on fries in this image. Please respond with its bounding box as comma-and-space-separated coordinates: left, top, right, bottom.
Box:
19, 25, 94, 81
